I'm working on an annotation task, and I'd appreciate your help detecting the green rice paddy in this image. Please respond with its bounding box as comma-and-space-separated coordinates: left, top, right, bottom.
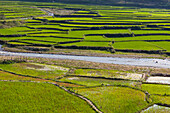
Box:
73, 86, 149, 113
0, 63, 69, 80
0, 81, 95, 113
0, 1, 169, 55
0, 60, 169, 112
0, 1, 170, 112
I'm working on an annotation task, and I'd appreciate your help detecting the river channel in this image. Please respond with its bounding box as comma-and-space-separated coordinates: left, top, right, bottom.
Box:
0, 45, 170, 68
0, 9, 170, 69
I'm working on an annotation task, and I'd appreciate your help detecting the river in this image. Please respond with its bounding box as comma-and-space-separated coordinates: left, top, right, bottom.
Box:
0, 45, 170, 68
0, 45, 2, 50
1, 9, 170, 69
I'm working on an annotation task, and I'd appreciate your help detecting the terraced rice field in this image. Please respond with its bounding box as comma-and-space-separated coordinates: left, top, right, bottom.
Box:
0, 1, 170, 113
0, 1, 170, 55
0, 2, 45, 19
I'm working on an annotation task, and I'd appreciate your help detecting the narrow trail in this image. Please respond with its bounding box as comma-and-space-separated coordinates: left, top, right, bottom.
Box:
0, 80, 103, 113
60, 86, 103, 113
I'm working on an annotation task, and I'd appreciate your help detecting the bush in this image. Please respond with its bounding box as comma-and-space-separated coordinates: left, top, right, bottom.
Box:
0, 21, 23, 29
0, 13, 5, 20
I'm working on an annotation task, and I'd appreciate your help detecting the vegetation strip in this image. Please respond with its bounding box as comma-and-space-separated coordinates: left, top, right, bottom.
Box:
67, 74, 142, 82
0, 68, 85, 87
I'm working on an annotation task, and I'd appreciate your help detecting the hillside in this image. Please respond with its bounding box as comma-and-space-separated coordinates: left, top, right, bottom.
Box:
0, 1, 170, 113
4, 0, 170, 8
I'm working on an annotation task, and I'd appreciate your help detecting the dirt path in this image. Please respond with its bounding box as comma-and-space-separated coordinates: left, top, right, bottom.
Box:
60, 86, 103, 113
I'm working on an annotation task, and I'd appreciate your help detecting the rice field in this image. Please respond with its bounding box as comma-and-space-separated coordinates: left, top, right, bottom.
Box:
0, 81, 95, 113
0, 1, 169, 55
73, 86, 149, 113
0, 63, 69, 80
0, 57, 169, 112
0, 1, 170, 113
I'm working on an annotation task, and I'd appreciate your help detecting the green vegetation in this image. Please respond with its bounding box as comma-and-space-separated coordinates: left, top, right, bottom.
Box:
0, 56, 169, 112
0, 70, 51, 82
113, 41, 162, 50
59, 76, 140, 87
0, 81, 95, 113
142, 84, 170, 95
0, 63, 69, 80
151, 95, 170, 105
150, 42, 170, 52
0, 1, 169, 55
73, 86, 149, 113
0, 1, 169, 112
71, 68, 143, 80
62, 41, 112, 47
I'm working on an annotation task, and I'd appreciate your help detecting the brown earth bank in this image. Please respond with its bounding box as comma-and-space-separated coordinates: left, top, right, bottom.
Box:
30, 58, 170, 74
1, 55, 168, 75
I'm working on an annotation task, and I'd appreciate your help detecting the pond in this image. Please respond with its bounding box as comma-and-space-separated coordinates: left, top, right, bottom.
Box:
146, 77, 170, 84
141, 104, 170, 113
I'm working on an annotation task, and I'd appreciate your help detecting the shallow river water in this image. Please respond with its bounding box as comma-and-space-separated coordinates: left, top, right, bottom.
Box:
0, 46, 170, 69
141, 104, 170, 113
146, 77, 170, 84
0, 45, 2, 50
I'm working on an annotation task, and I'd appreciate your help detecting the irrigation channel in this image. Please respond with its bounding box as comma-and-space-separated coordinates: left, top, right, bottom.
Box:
0, 45, 170, 69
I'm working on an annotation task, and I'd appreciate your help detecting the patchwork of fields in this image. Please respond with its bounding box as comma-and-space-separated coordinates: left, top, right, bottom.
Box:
0, 1, 170, 55
0, 56, 169, 112
0, 1, 170, 113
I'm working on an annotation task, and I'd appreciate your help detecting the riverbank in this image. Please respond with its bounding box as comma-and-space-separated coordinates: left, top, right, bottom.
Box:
1, 50, 170, 69
0, 55, 169, 75
3, 46, 169, 59
0, 45, 170, 69
0, 1, 170, 112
